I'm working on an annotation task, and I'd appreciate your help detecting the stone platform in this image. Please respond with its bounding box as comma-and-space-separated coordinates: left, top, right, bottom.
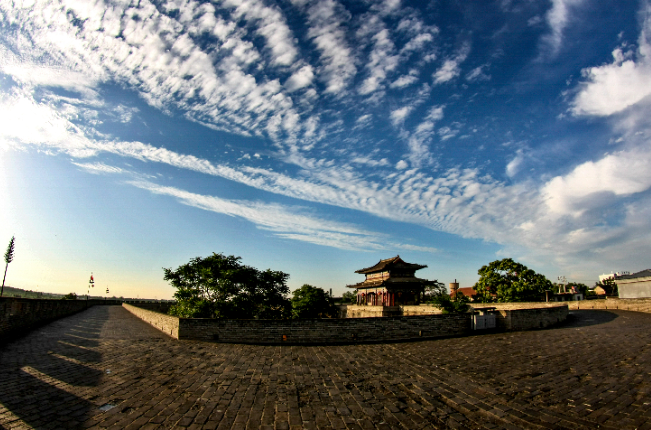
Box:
1, 306, 650, 429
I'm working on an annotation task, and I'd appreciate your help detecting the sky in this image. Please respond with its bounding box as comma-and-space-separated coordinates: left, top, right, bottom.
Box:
1, 0, 651, 300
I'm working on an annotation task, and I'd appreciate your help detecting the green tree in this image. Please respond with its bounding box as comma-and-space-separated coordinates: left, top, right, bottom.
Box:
430, 291, 471, 314
164, 253, 291, 319
2, 236, 15, 297
291, 284, 336, 318
423, 280, 446, 302
62, 292, 78, 300
474, 258, 552, 302
341, 290, 357, 304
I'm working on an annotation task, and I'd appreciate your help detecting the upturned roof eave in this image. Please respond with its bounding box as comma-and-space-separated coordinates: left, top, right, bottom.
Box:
354, 255, 427, 274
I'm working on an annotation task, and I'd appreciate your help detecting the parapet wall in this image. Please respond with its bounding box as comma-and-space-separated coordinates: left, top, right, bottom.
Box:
122, 303, 179, 337
0, 297, 122, 343
493, 305, 568, 330
124, 302, 568, 344
568, 298, 651, 312
123, 303, 469, 344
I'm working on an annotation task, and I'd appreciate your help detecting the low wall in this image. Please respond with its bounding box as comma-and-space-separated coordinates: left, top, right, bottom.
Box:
568, 298, 651, 312
122, 303, 179, 338
124, 302, 569, 343
0, 297, 122, 344
123, 303, 469, 344
340, 304, 441, 318
493, 305, 568, 330
123, 301, 173, 314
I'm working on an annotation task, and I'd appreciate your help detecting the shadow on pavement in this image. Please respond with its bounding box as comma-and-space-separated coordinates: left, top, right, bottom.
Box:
0, 306, 111, 429
558, 309, 619, 329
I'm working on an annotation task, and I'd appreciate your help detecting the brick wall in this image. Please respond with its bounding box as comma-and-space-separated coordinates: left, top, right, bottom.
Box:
122, 303, 179, 338
493, 306, 568, 330
0, 297, 122, 343
123, 303, 470, 343
568, 298, 651, 312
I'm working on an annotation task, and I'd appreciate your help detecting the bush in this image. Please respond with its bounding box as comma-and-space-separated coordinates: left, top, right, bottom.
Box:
430, 292, 470, 314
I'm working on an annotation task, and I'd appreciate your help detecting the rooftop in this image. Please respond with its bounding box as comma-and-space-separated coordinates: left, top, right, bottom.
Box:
354, 255, 427, 274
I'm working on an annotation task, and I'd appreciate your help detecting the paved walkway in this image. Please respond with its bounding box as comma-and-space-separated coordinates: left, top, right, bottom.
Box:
1, 306, 650, 429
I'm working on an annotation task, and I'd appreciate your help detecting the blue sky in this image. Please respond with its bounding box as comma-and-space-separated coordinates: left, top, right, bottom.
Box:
1, 0, 651, 299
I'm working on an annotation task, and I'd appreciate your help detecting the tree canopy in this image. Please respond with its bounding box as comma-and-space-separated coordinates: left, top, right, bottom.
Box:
164, 253, 291, 319
291, 284, 336, 318
474, 258, 552, 302
341, 290, 357, 304
423, 280, 446, 302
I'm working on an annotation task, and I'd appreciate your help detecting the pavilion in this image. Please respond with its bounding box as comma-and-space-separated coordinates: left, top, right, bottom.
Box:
347, 256, 432, 306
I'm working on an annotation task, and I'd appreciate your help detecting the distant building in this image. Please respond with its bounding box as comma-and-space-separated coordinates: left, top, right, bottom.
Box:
347, 256, 430, 306
451, 287, 477, 300
599, 271, 630, 282
615, 269, 651, 299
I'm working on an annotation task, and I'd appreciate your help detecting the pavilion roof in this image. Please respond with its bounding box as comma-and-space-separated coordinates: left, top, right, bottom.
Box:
354, 255, 427, 274
346, 277, 431, 289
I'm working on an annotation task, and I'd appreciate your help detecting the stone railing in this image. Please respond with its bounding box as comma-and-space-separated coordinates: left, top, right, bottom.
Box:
0, 297, 122, 343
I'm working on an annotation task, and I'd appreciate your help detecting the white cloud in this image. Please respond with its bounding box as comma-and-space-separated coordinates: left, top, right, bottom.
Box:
72, 162, 124, 174
390, 72, 419, 89
572, 46, 651, 116
542, 147, 651, 217
223, 0, 299, 66
540, 0, 585, 57
1, 0, 307, 144
390, 106, 412, 126
285, 65, 315, 92
465, 64, 491, 82
130, 180, 436, 252
433, 44, 470, 85
303, 0, 357, 95
357, 22, 399, 95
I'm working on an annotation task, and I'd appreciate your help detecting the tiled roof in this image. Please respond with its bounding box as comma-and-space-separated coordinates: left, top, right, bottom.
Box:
354, 255, 427, 274
617, 269, 651, 280
346, 277, 430, 289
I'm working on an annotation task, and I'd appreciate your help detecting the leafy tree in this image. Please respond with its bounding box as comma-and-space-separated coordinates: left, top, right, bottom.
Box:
2, 236, 15, 297
291, 284, 336, 318
341, 290, 357, 304
474, 258, 552, 302
595, 278, 618, 296
430, 292, 471, 314
164, 253, 291, 319
423, 280, 446, 302
62, 292, 78, 300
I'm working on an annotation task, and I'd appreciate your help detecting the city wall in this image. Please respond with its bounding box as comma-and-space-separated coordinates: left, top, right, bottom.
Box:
123, 303, 470, 344
567, 297, 651, 312
124, 302, 569, 344
0, 297, 122, 343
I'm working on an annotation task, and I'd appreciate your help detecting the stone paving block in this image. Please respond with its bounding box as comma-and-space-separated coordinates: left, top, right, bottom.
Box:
0, 307, 650, 429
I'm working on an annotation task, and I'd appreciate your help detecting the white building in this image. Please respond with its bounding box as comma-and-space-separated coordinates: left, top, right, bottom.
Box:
616, 270, 651, 299
599, 271, 630, 282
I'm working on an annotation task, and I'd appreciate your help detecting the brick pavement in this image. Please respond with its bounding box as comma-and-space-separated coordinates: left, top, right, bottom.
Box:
1, 306, 650, 429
